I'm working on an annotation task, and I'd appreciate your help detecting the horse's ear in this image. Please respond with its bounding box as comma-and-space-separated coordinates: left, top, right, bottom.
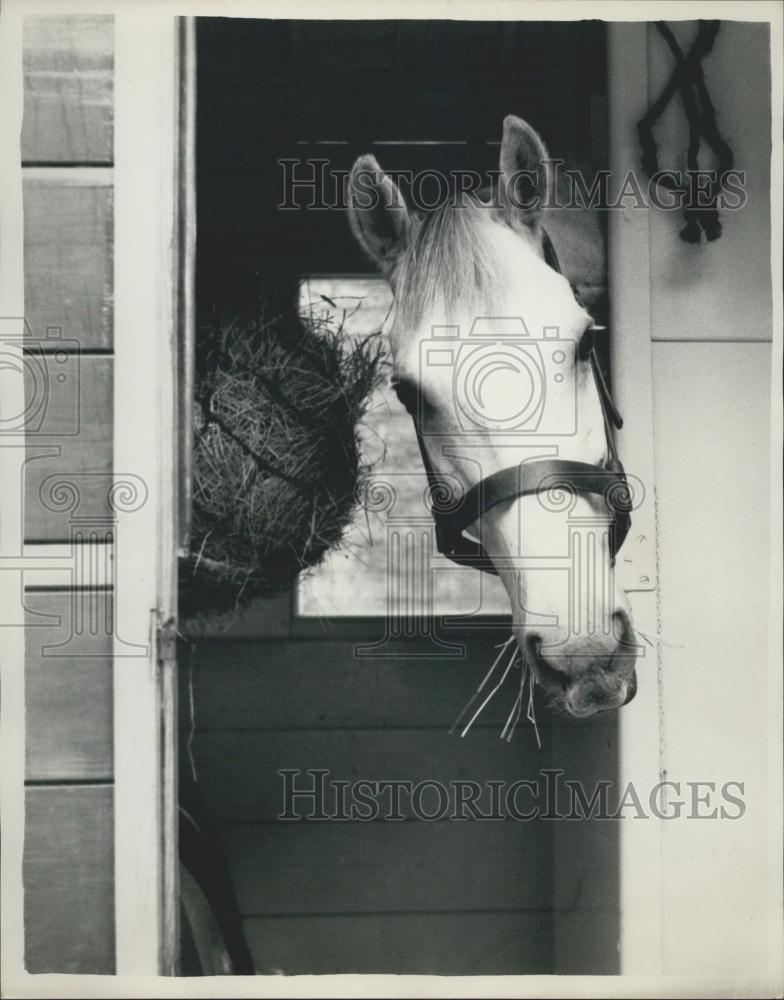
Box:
498, 115, 551, 226
347, 155, 410, 267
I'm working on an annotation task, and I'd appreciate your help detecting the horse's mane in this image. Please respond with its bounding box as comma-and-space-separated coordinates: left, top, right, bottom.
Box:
390, 196, 505, 330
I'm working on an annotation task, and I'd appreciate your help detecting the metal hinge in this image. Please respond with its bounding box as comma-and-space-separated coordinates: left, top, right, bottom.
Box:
156, 614, 178, 665
616, 490, 658, 593
617, 533, 657, 592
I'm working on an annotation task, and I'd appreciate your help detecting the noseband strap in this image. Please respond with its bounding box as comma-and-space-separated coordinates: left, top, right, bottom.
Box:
431, 458, 632, 574
409, 226, 632, 576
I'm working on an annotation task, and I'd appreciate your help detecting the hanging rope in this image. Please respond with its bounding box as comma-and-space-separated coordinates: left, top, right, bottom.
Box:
637, 20, 734, 243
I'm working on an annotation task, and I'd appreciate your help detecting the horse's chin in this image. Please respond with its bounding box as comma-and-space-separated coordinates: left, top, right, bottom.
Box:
562, 668, 638, 717
524, 636, 638, 718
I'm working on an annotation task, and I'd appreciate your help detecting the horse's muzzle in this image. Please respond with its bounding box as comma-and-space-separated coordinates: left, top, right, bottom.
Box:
563, 665, 638, 717
525, 613, 638, 717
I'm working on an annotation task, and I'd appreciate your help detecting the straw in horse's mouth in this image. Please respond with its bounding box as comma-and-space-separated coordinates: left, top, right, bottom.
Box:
526, 638, 570, 695
451, 618, 643, 738
450, 635, 541, 748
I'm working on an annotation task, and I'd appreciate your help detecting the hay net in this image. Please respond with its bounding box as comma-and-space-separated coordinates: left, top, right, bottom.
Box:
180, 309, 386, 617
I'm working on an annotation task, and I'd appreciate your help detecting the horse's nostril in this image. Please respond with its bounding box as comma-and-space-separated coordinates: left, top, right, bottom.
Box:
613, 608, 634, 644
524, 633, 543, 659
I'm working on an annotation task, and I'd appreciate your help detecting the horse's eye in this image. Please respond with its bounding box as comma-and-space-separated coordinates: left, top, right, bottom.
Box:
577, 326, 595, 361
391, 377, 422, 416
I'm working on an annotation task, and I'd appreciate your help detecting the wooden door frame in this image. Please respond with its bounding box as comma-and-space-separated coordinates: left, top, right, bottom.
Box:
112, 13, 194, 975
607, 21, 664, 977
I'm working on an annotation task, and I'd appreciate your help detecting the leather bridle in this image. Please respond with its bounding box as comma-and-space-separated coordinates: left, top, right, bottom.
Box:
394, 228, 632, 576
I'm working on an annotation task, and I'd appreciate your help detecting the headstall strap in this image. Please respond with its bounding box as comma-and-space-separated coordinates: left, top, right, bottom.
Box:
414, 227, 632, 575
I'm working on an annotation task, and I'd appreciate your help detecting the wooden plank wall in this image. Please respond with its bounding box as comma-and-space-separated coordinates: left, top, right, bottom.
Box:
22, 15, 116, 974
179, 622, 557, 975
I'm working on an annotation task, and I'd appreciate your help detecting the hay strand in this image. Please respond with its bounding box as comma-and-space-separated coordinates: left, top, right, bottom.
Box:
457, 637, 520, 739
452, 633, 543, 746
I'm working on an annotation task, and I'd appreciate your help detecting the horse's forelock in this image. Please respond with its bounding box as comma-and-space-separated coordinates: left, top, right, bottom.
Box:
390, 198, 505, 331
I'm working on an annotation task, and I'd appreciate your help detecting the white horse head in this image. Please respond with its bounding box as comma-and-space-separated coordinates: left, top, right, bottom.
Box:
348, 116, 637, 717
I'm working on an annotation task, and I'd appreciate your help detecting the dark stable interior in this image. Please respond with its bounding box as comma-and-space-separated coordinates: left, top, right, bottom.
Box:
184, 18, 618, 976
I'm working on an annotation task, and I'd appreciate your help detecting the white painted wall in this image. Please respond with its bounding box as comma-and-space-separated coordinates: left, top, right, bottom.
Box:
629, 19, 778, 987
653, 342, 772, 979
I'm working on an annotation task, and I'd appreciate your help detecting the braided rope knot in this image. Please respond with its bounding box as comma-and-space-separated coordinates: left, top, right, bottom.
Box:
637, 20, 734, 244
